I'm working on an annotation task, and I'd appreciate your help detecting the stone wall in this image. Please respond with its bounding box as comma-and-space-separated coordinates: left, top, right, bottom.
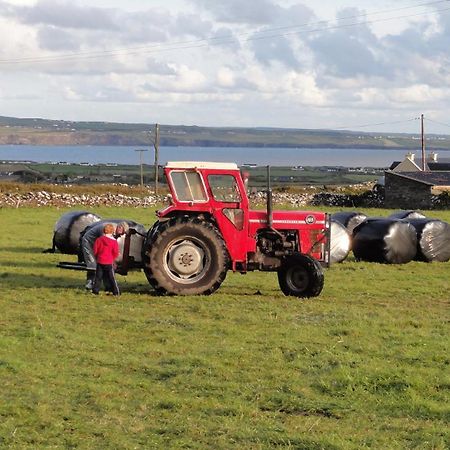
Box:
0, 191, 161, 208
1, 184, 446, 209
385, 172, 432, 209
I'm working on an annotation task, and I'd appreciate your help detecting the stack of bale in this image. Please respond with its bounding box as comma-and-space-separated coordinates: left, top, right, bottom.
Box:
348, 210, 450, 264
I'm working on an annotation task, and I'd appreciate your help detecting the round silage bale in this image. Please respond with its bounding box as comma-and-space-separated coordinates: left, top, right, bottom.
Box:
388, 210, 426, 220
352, 219, 417, 264
53, 210, 102, 254
331, 211, 368, 234
330, 220, 351, 264
403, 218, 450, 262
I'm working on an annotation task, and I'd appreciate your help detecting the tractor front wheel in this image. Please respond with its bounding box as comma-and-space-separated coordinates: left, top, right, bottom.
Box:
142, 218, 229, 295
277, 253, 324, 298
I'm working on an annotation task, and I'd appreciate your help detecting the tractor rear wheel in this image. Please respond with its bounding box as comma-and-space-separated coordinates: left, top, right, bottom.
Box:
142, 217, 229, 295
277, 253, 324, 298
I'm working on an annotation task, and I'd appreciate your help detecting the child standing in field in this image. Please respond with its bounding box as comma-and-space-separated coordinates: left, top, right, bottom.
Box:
92, 223, 120, 296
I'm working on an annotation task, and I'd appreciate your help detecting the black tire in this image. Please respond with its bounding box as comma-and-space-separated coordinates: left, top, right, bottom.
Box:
277, 253, 324, 298
142, 217, 229, 295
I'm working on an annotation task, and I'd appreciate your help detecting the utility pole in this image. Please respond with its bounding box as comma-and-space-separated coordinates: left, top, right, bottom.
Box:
421, 113, 426, 171
135, 149, 148, 188
153, 123, 160, 194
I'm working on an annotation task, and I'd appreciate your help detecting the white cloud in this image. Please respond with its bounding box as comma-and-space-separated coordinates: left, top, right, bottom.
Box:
62, 85, 82, 101
390, 85, 446, 105
285, 72, 327, 106
216, 67, 235, 88
189, 0, 280, 24
173, 65, 208, 92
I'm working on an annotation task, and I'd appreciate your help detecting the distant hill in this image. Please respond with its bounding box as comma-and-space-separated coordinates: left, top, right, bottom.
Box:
1, 115, 450, 150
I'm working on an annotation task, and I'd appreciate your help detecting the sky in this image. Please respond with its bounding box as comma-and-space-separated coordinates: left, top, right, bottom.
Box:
1, 0, 450, 134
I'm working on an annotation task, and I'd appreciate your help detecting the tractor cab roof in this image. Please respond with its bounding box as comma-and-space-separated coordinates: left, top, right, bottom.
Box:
166, 161, 239, 171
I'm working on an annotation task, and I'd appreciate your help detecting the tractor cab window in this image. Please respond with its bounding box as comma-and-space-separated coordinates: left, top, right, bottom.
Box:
208, 175, 241, 202
170, 171, 207, 202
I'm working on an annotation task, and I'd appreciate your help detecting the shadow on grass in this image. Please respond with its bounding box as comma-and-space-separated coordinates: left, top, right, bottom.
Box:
0, 260, 59, 269
0, 246, 49, 254
0, 272, 82, 288
121, 282, 158, 295
0, 271, 160, 296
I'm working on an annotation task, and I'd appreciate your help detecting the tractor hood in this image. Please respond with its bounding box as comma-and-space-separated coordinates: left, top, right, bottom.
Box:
248, 210, 327, 229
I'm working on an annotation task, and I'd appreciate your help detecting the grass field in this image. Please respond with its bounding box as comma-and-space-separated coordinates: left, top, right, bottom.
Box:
1, 162, 380, 188
0, 206, 449, 449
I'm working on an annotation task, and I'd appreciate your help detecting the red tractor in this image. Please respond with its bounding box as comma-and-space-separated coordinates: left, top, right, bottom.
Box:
142, 162, 330, 297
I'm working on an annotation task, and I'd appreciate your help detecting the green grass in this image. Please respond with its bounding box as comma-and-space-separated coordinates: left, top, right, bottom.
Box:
0, 206, 449, 449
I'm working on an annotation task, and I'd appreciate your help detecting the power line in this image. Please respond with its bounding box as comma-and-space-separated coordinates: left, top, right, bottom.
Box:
245, 6, 450, 45
425, 117, 450, 129
332, 117, 420, 130
0, 0, 448, 65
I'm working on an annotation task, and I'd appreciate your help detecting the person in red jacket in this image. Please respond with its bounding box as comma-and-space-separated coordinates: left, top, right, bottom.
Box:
92, 223, 120, 296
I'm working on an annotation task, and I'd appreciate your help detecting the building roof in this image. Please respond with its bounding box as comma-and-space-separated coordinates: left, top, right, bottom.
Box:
166, 161, 239, 170
390, 157, 450, 171
428, 162, 450, 171
389, 160, 429, 171
385, 170, 450, 186
389, 162, 399, 170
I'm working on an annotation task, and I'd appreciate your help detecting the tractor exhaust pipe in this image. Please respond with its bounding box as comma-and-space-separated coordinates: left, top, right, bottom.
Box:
266, 165, 273, 228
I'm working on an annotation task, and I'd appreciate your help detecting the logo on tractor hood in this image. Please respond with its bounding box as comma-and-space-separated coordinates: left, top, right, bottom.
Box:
305, 215, 316, 224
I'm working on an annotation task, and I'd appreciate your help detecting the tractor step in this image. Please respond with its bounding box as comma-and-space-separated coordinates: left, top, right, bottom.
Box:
57, 261, 88, 271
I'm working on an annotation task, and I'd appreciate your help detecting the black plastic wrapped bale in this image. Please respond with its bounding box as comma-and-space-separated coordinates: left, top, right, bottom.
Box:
352, 219, 417, 264
331, 211, 368, 234
330, 220, 351, 264
80, 219, 147, 271
404, 218, 450, 262
389, 210, 426, 220
53, 211, 102, 254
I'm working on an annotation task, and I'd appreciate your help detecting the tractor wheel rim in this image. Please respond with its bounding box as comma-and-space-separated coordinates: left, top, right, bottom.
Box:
286, 266, 309, 291
164, 238, 208, 283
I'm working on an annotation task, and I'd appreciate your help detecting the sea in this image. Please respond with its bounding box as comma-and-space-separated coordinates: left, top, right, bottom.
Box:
0, 145, 446, 168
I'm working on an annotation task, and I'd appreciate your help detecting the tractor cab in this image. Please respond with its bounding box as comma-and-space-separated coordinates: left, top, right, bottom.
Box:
158, 161, 245, 214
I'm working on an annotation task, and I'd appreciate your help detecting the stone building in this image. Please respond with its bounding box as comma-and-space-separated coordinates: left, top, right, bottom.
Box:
384, 171, 450, 209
